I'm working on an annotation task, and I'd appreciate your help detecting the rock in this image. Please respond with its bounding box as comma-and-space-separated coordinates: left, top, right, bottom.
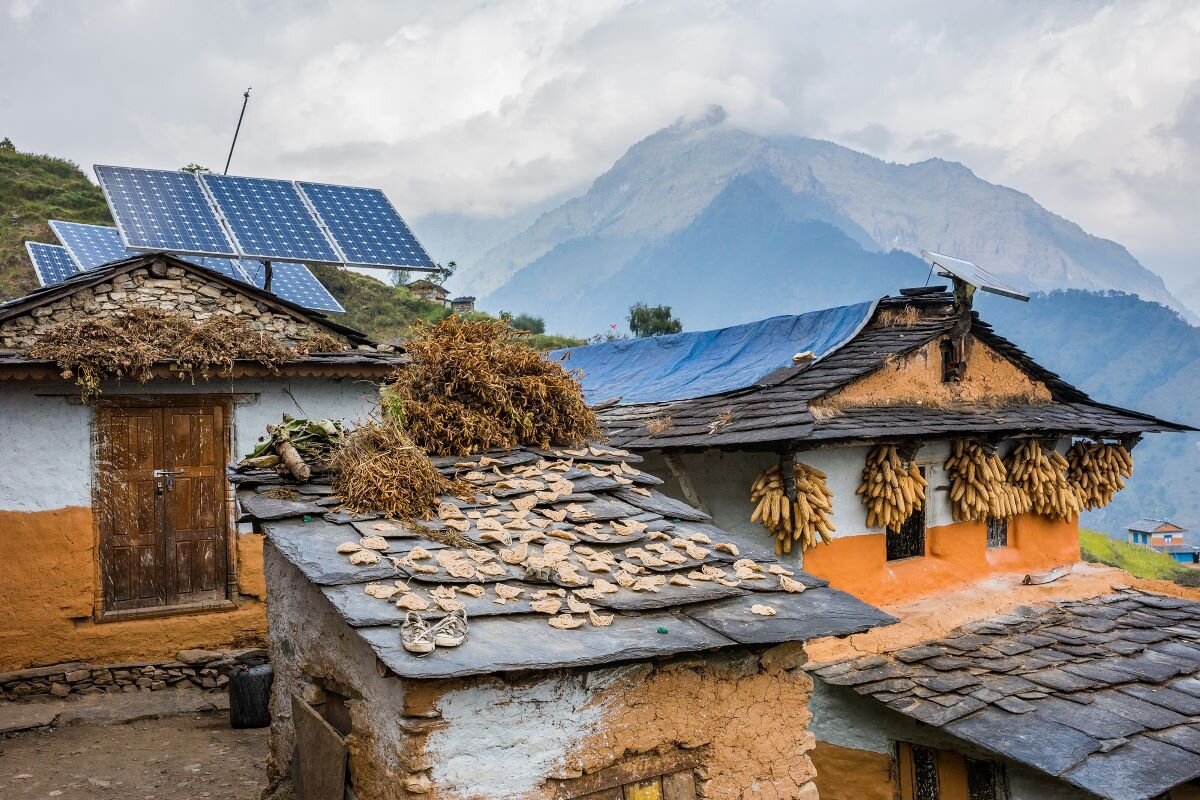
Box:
200, 677, 218, 689
50, 683, 70, 697
150, 681, 167, 691
215, 675, 230, 688
234, 648, 268, 663
176, 649, 222, 665
65, 669, 91, 683
135, 677, 153, 688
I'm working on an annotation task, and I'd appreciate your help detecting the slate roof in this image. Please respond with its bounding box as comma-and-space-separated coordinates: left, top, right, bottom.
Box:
596, 293, 1191, 451
1129, 518, 1187, 534
810, 589, 1200, 800
236, 445, 895, 680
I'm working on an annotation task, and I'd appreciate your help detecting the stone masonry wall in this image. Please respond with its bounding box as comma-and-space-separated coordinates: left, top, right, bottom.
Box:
0, 262, 350, 350
0, 648, 266, 702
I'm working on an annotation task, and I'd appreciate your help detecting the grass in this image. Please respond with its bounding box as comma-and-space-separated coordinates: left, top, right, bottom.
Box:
1079, 528, 1185, 581
0, 144, 112, 300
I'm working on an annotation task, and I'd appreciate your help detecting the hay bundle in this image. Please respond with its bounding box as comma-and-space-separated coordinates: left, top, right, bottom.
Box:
1006, 439, 1082, 522
330, 420, 465, 520
382, 316, 600, 455
858, 445, 926, 529
27, 307, 345, 399
750, 461, 835, 555
1066, 442, 1133, 511
945, 439, 1031, 522
241, 415, 346, 480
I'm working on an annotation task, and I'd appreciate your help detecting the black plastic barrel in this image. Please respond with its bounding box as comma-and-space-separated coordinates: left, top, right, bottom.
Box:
229, 663, 273, 729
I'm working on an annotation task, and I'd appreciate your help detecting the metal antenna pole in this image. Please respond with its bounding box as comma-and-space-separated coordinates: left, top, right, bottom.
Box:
223, 88, 252, 175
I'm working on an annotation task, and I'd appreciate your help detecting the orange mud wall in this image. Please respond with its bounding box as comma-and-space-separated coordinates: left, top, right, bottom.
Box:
810, 740, 893, 800
803, 514, 1080, 608
0, 506, 266, 672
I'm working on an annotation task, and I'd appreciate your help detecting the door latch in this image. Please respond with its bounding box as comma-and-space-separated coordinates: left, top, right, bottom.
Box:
153, 468, 185, 492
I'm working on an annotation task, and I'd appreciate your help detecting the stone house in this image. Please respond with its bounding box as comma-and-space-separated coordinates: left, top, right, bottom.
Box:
0, 253, 401, 698
236, 445, 893, 799
405, 279, 450, 306
450, 295, 476, 313
559, 287, 1195, 799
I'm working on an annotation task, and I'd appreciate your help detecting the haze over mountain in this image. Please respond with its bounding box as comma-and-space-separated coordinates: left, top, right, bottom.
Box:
456, 110, 1188, 336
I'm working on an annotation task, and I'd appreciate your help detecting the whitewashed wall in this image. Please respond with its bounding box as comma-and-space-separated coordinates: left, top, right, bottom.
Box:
0, 376, 381, 513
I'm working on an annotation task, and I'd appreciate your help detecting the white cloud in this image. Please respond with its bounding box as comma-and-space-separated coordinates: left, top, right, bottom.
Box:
0, 0, 1196, 283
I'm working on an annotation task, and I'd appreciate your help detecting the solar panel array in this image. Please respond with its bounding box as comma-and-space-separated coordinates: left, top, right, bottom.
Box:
94, 166, 237, 257
94, 165, 434, 272
49, 220, 131, 269
200, 174, 342, 264
26, 242, 80, 287
297, 181, 434, 269
239, 260, 344, 313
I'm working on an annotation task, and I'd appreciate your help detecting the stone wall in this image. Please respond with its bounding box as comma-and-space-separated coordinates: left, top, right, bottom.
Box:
0, 261, 350, 350
0, 648, 266, 701
265, 542, 820, 800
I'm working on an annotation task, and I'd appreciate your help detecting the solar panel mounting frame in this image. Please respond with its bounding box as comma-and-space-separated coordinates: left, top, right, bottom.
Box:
295, 179, 437, 271
920, 249, 1029, 302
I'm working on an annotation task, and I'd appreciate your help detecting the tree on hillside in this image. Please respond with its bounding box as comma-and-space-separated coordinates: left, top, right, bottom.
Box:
628, 303, 682, 337
180, 163, 211, 173
0, 138, 15, 153
499, 312, 545, 334
391, 261, 457, 288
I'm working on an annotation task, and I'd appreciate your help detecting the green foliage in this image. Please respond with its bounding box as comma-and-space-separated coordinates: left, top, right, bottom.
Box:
308, 264, 450, 344
507, 313, 545, 334
180, 163, 211, 174
0, 145, 112, 300
0, 138, 15, 153
1079, 528, 1184, 581
525, 333, 585, 351
628, 302, 682, 337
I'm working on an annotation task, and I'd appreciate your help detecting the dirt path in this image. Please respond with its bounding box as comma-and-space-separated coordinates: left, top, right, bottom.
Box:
0, 712, 268, 799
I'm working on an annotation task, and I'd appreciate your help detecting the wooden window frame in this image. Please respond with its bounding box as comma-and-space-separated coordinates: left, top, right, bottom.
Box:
553, 750, 701, 799
896, 741, 1009, 800
92, 394, 239, 623
986, 517, 1009, 549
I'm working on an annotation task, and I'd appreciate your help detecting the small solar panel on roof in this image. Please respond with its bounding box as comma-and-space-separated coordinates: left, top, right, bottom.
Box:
239, 260, 344, 313
200, 174, 342, 264
921, 250, 1029, 302
48, 220, 129, 270
94, 166, 237, 257
297, 181, 435, 270
26, 242, 80, 287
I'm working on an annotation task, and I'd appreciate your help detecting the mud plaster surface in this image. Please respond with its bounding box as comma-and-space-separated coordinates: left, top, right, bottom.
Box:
817, 336, 1052, 410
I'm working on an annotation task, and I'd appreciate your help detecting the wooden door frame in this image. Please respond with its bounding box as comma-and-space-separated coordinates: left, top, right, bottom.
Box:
92, 394, 239, 622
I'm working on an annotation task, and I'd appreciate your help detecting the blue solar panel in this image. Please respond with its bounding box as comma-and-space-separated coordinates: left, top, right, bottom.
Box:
26, 242, 80, 287
238, 260, 344, 313
185, 256, 252, 284
297, 181, 435, 269
48, 220, 128, 269
94, 166, 236, 257
200, 174, 341, 264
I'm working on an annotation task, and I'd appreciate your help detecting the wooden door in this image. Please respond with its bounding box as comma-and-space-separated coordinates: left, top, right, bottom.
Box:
97, 399, 229, 615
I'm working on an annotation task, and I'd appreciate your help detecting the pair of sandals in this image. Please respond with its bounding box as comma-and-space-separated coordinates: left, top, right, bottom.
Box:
401, 609, 468, 655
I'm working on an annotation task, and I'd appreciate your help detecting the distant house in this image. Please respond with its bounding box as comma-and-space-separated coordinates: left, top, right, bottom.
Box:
1128, 518, 1195, 562
405, 279, 449, 306
451, 295, 476, 313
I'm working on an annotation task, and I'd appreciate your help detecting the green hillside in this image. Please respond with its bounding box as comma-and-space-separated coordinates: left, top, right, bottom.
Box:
0, 141, 112, 299
1079, 528, 1185, 581
0, 142, 580, 349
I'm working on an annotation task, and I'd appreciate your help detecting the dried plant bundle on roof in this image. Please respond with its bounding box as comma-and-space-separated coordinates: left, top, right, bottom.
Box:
858, 444, 927, 530
381, 316, 600, 456
1066, 441, 1133, 511
27, 307, 346, 399
1006, 439, 1083, 522
944, 438, 1031, 522
750, 461, 835, 555
242, 415, 346, 480
330, 420, 466, 521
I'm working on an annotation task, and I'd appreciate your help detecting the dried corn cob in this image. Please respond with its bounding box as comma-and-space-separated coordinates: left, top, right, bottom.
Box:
1065, 442, 1133, 511
750, 461, 836, 555
944, 438, 1031, 522
856, 445, 926, 531
1006, 439, 1083, 522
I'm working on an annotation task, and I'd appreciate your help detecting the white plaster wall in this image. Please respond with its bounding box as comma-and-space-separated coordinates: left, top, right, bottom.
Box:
0, 376, 380, 512
810, 679, 1095, 800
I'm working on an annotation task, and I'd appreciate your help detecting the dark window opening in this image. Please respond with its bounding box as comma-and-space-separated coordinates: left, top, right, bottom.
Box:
941, 338, 966, 383
887, 468, 927, 561
967, 758, 1007, 800
986, 517, 1008, 548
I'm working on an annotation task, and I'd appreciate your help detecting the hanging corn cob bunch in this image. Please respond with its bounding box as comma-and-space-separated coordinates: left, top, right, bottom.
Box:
1065, 441, 1134, 511
1006, 439, 1083, 522
944, 439, 1032, 522
857, 445, 927, 530
750, 461, 836, 555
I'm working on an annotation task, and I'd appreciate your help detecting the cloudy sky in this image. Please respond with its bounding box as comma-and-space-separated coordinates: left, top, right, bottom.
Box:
2, 0, 1197, 288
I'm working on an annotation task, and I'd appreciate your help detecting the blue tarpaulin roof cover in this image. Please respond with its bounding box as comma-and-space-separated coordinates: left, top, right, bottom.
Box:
550, 300, 878, 406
